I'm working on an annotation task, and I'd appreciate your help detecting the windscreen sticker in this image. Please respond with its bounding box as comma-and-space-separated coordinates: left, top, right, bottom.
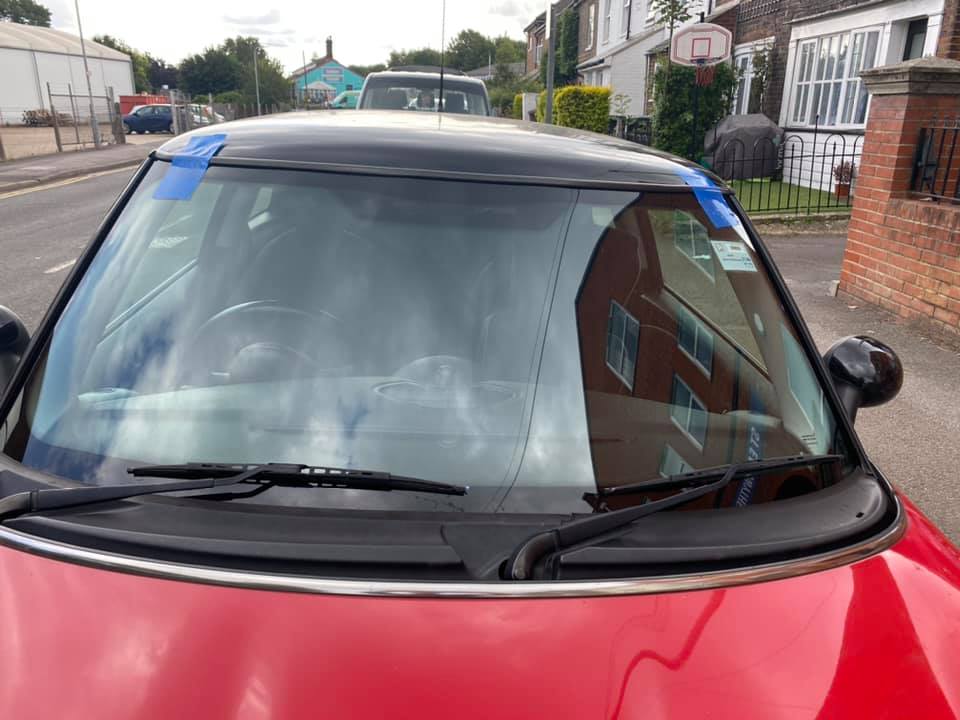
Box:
711, 241, 757, 272
674, 165, 740, 230
153, 133, 227, 201
734, 387, 766, 507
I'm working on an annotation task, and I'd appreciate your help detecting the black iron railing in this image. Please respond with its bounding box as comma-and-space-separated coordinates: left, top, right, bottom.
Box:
709, 124, 863, 215
912, 117, 960, 201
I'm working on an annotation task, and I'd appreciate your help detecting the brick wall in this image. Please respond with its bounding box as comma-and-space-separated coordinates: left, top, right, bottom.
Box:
578, 0, 598, 63
838, 60, 960, 341
939, 0, 960, 59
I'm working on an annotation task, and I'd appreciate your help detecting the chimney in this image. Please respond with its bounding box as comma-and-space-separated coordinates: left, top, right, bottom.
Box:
326, 36, 333, 59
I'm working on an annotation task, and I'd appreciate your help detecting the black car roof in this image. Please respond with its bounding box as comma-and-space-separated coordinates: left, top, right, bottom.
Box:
153, 111, 713, 190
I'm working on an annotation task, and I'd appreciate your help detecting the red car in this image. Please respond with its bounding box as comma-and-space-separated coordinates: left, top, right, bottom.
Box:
0, 112, 957, 718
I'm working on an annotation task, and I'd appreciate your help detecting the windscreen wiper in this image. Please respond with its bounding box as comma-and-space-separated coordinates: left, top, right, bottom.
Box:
0, 462, 467, 522
502, 454, 842, 581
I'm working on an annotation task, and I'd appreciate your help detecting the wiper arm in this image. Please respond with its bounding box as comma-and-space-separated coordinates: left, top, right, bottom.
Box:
502, 454, 842, 581
0, 462, 467, 522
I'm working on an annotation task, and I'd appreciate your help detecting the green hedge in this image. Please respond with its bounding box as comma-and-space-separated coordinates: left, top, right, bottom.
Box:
534, 86, 611, 132
513, 93, 523, 120
554, 86, 611, 133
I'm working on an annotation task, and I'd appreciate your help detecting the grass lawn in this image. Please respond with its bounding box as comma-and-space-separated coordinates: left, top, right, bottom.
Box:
728, 178, 851, 214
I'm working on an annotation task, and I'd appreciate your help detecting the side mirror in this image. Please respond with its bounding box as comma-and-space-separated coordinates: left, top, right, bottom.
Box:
0, 306, 29, 391
822, 335, 903, 423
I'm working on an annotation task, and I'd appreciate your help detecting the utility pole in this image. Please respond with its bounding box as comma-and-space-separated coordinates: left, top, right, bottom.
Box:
544, 2, 556, 124
253, 43, 262, 116
302, 50, 309, 108
74, 0, 101, 147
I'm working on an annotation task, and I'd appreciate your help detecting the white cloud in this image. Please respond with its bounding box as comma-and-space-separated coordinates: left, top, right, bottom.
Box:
223, 9, 282, 25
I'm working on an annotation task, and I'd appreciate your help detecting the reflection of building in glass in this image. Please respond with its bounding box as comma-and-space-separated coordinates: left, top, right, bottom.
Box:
576, 195, 814, 508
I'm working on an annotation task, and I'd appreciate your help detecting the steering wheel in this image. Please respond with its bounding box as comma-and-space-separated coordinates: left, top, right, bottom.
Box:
180, 301, 351, 386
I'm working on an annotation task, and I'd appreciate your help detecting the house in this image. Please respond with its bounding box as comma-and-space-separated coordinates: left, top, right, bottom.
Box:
524, 0, 576, 76
732, 0, 944, 189
289, 37, 365, 103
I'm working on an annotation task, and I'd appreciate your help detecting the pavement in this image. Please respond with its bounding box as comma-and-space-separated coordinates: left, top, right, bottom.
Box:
0, 138, 163, 194
0, 172, 956, 544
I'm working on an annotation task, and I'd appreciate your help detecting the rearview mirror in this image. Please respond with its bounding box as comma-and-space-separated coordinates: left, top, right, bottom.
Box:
822, 336, 903, 423
0, 306, 29, 392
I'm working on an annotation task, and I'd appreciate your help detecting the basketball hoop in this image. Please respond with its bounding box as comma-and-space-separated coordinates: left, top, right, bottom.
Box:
695, 61, 716, 87
671, 23, 732, 87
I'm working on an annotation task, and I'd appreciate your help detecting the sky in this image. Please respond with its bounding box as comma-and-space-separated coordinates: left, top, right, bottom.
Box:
45, 0, 544, 72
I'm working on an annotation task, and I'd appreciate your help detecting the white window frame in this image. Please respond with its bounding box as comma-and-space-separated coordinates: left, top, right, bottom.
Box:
732, 49, 753, 116
586, 4, 596, 50
606, 300, 639, 389
535, 37, 544, 67
660, 443, 693, 477
677, 309, 714, 378
673, 211, 715, 281
620, 0, 632, 38
789, 27, 881, 129
670, 375, 708, 449
603, 0, 612, 42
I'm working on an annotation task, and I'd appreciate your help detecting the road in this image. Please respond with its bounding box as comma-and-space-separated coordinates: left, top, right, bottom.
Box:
0, 172, 957, 543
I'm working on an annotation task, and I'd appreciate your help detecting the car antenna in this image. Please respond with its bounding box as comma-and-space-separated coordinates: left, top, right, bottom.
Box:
439, 0, 446, 113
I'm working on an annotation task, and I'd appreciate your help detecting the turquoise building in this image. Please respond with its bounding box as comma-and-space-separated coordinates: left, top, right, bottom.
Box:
290, 37, 365, 103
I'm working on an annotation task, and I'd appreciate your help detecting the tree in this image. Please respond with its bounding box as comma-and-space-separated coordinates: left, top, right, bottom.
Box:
94, 35, 150, 93
651, 60, 736, 160
387, 47, 443, 68
178, 47, 242, 96
0, 0, 50, 26
540, 9, 578, 87
348, 63, 386, 77
493, 35, 525, 65
147, 56, 178, 90
649, 0, 692, 40
446, 29, 494, 71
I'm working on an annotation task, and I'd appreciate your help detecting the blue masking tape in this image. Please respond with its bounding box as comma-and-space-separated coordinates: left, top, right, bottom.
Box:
675, 165, 739, 230
153, 133, 227, 201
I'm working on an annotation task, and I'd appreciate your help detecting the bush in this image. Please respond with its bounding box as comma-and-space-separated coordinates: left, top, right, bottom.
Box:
536, 90, 546, 122
513, 93, 523, 120
487, 85, 516, 118
554, 86, 611, 133
213, 90, 243, 105
651, 62, 736, 160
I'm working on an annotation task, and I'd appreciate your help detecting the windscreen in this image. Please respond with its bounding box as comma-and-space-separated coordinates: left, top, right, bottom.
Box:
359, 75, 489, 115
2, 164, 842, 514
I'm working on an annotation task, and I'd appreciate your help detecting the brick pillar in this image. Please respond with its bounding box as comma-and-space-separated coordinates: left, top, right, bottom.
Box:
939, 0, 960, 60
839, 58, 960, 339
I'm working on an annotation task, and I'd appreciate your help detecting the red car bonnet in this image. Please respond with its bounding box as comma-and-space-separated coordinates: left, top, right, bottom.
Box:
0, 499, 957, 719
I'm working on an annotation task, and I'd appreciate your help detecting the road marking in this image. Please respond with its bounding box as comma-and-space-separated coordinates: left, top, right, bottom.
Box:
0, 165, 136, 200
43, 259, 76, 274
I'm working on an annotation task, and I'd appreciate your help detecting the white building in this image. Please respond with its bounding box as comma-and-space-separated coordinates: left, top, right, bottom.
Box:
777, 0, 944, 189
0, 22, 134, 125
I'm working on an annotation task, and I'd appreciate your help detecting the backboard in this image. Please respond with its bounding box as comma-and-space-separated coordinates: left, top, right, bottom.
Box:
670, 23, 733, 67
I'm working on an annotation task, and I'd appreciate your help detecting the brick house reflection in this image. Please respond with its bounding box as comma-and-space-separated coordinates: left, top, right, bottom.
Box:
576, 201, 802, 507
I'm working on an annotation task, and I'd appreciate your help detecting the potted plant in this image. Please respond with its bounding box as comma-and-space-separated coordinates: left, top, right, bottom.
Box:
833, 161, 856, 199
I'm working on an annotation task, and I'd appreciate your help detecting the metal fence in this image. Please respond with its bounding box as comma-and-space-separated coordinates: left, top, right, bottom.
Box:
711, 129, 863, 215
46, 83, 123, 151
912, 116, 960, 201
609, 116, 652, 146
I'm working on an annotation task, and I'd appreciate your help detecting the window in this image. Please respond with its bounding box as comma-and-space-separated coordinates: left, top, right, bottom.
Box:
903, 18, 928, 61
535, 37, 544, 67
733, 51, 752, 115
586, 4, 596, 49
603, 0, 612, 42
671, 376, 708, 448
606, 300, 639, 388
791, 29, 879, 127
621, 0, 632, 37
660, 444, 692, 477
678, 309, 714, 376
673, 211, 714, 278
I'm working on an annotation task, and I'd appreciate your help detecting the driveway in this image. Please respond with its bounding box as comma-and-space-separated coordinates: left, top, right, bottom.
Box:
764, 230, 960, 543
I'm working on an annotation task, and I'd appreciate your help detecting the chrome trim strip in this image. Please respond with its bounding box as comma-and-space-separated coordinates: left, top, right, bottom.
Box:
0, 501, 906, 598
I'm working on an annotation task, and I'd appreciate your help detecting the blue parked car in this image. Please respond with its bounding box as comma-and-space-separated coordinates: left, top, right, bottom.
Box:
122, 104, 173, 134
